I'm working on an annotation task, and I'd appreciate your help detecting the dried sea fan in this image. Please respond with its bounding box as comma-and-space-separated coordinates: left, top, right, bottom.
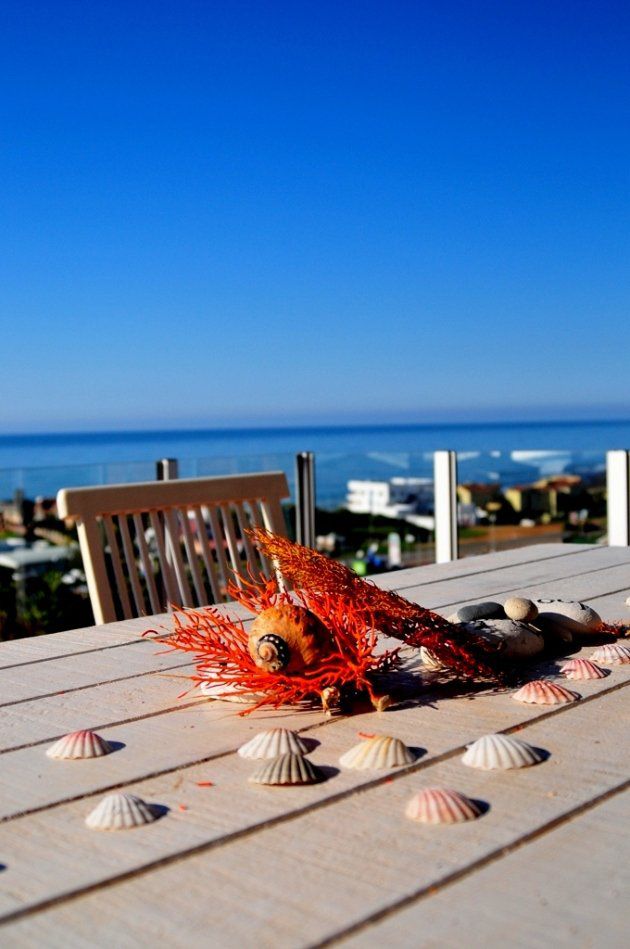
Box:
160, 574, 400, 715
250, 529, 499, 681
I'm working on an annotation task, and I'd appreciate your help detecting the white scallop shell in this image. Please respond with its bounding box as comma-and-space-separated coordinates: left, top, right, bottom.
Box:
238, 729, 309, 760
419, 646, 445, 671
590, 643, 630, 665
405, 787, 482, 824
560, 658, 608, 680
199, 680, 262, 704
461, 733, 544, 770
339, 735, 417, 771
85, 793, 162, 830
46, 730, 114, 760
512, 680, 580, 705
249, 752, 324, 786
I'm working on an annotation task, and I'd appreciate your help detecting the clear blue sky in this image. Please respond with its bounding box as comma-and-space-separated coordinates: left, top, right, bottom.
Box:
2, 0, 629, 432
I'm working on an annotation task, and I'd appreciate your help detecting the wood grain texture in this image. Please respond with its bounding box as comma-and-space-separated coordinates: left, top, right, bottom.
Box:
373, 542, 601, 591
1, 682, 627, 945
339, 790, 630, 948
2, 650, 627, 821
0, 546, 628, 947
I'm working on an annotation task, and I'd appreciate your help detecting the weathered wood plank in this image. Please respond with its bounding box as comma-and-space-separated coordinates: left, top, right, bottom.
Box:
339, 788, 630, 948
0, 617, 167, 670
1, 636, 628, 818
0, 603, 253, 673
0, 640, 193, 707
0, 683, 627, 943
0, 665, 203, 753
0, 547, 628, 947
401, 558, 630, 615
374, 542, 610, 591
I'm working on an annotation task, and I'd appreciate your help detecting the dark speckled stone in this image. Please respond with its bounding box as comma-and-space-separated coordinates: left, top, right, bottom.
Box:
454, 601, 506, 623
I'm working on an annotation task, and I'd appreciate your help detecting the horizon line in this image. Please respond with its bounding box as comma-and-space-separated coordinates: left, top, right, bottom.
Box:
3, 415, 630, 441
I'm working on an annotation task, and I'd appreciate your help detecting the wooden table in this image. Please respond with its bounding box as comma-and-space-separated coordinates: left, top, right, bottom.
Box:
1, 544, 629, 947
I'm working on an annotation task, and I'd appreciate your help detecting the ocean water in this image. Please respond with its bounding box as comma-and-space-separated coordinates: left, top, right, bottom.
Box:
1, 419, 629, 507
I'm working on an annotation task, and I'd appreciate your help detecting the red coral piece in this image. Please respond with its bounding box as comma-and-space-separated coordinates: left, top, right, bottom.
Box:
162, 579, 399, 715
249, 528, 499, 681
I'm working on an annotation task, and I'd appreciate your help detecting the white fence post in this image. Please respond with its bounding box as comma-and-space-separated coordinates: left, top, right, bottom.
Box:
606, 450, 630, 546
156, 458, 179, 481
434, 450, 459, 563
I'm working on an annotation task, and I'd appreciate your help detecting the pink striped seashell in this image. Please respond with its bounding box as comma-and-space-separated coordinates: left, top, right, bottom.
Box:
405, 787, 482, 824
46, 730, 114, 760
560, 659, 608, 680
590, 643, 630, 665
512, 680, 580, 705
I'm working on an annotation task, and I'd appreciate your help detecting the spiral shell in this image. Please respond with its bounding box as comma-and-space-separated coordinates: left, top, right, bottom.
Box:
247, 604, 332, 675
405, 787, 482, 824
512, 680, 580, 705
461, 733, 544, 770
339, 735, 417, 771
249, 752, 324, 786
590, 643, 630, 665
46, 730, 113, 760
560, 658, 608, 680
85, 793, 163, 830
238, 728, 309, 760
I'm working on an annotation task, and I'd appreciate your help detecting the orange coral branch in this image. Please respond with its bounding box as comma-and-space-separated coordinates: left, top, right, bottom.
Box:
249, 528, 499, 681
162, 579, 399, 714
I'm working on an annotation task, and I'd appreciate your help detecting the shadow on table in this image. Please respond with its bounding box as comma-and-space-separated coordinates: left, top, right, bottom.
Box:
318, 765, 341, 782
472, 799, 491, 818
299, 736, 321, 754
104, 740, 126, 754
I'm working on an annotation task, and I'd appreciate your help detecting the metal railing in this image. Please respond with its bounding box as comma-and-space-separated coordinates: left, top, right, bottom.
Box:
2, 447, 628, 563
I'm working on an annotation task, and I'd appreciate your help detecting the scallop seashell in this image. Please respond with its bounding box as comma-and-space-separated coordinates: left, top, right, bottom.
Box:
339, 735, 417, 771
46, 730, 114, 760
199, 680, 262, 704
512, 680, 580, 705
249, 752, 324, 786
238, 728, 309, 760
461, 733, 544, 770
419, 646, 445, 671
560, 658, 608, 680
405, 787, 482, 824
85, 793, 162, 830
590, 643, 630, 665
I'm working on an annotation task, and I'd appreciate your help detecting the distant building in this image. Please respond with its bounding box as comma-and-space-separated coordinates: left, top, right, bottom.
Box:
503, 485, 552, 517
457, 482, 501, 508
346, 478, 433, 519
505, 475, 586, 519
